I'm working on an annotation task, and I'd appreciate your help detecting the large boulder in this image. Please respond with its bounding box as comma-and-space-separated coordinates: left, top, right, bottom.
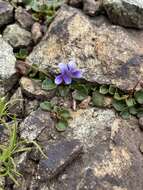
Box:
16, 108, 143, 190
27, 5, 143, 92
0, 35, 17, 96
103, 0, 143, 29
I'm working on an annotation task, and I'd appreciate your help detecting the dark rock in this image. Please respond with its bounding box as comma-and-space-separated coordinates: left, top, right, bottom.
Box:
19, 109, 54, 141
38, 139, 83, 180
8, 87, 24, 118
103, 0, 143, 29
83, 0, 103, 16
15, 7, 34, 30
68, 0, 83, 7
0, 1, 13, 27
139, 143, 143, 154
139, 117, 143, 130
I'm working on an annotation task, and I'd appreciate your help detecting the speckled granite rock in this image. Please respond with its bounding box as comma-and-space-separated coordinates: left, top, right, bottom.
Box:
3, 24, 32, 48
27, 5, 143, 92
0, 35, 17, 96
103, 0, 143, 29
19, 109, 54, 141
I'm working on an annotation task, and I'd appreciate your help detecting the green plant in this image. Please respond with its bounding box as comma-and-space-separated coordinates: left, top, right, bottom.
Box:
23, 0, 64, 24
0, 97, 47, 186
40, 101, 71, 131
15, 49, 28, 60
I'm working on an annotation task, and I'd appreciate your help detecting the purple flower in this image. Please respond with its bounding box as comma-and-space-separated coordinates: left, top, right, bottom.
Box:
55, 60, 82, 85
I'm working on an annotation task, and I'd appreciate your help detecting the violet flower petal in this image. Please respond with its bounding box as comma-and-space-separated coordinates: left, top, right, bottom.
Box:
67, 60, 76, 72
63, 74, 72, 84
55, 75, 63, 85
71, 70, 82, 78
58, 63, 68, 74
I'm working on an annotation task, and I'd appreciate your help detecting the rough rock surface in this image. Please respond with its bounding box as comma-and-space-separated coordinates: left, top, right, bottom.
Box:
20, 77, 55, 100
19, 109, 54, 141
15, 7, 34, 30
38, 140, 83, 180
9, 87, 24, 117
46, 108, 143, 190
103, 0, 143, 29
3, 24, 32, 48
0, 35, 17, 96
27, 5, 143, 92
0, 0, 13, 27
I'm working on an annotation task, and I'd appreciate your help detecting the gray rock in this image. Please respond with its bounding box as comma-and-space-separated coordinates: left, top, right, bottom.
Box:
103, 0, 143, 29
0, 0, 13, 27
37, 139, 83, 180
68, 0, 83, 7
3, 24, 32, 48
47, 108, 143, 190
27, 5, 143, 92
15, 7, 34, 30
8, 87, 24, 117
0, 35, 17, 96
83, 0, 103, 16
31, 22, 43, 43
24, 99, 39, 116
20, 109, 54, 141
20, 77, 55, 100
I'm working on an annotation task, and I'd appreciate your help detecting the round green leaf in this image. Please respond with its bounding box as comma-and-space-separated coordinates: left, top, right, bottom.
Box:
120, 110, 130, 119
55, 121, 68, 132
58, 86, 70, 97
42, 78, 57, 91
134, 90, 143, 104
137, 108, 143, 118
109, 85, 116, 95
112, 99, 127, 111
99, 85, 109, 95
40, 101, 53, 111
72, 90, 87, 101
129, 106, 138, 115
92, 91, 105, 107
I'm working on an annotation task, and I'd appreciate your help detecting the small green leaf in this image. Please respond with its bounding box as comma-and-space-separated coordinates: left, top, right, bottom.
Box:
15, 49, 28, 60
120, 110, 130, 119
58, 86, 70, 97
92, 91, 105, 107
55, 121, 68, 132
129, 106, 138, 115
109, 85, 116, 95
114, 92, 128, 100
112, 99, 127, 111
72, 90, 87, 101
99, 85, 109, 95
134, 90, 143, 104
72, 84, 88, 101
137, 108, 143, 118
40, 101, 53, 111
59, 109, 71, 119
42, 78, 57, 91
125, 98, 136, 107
